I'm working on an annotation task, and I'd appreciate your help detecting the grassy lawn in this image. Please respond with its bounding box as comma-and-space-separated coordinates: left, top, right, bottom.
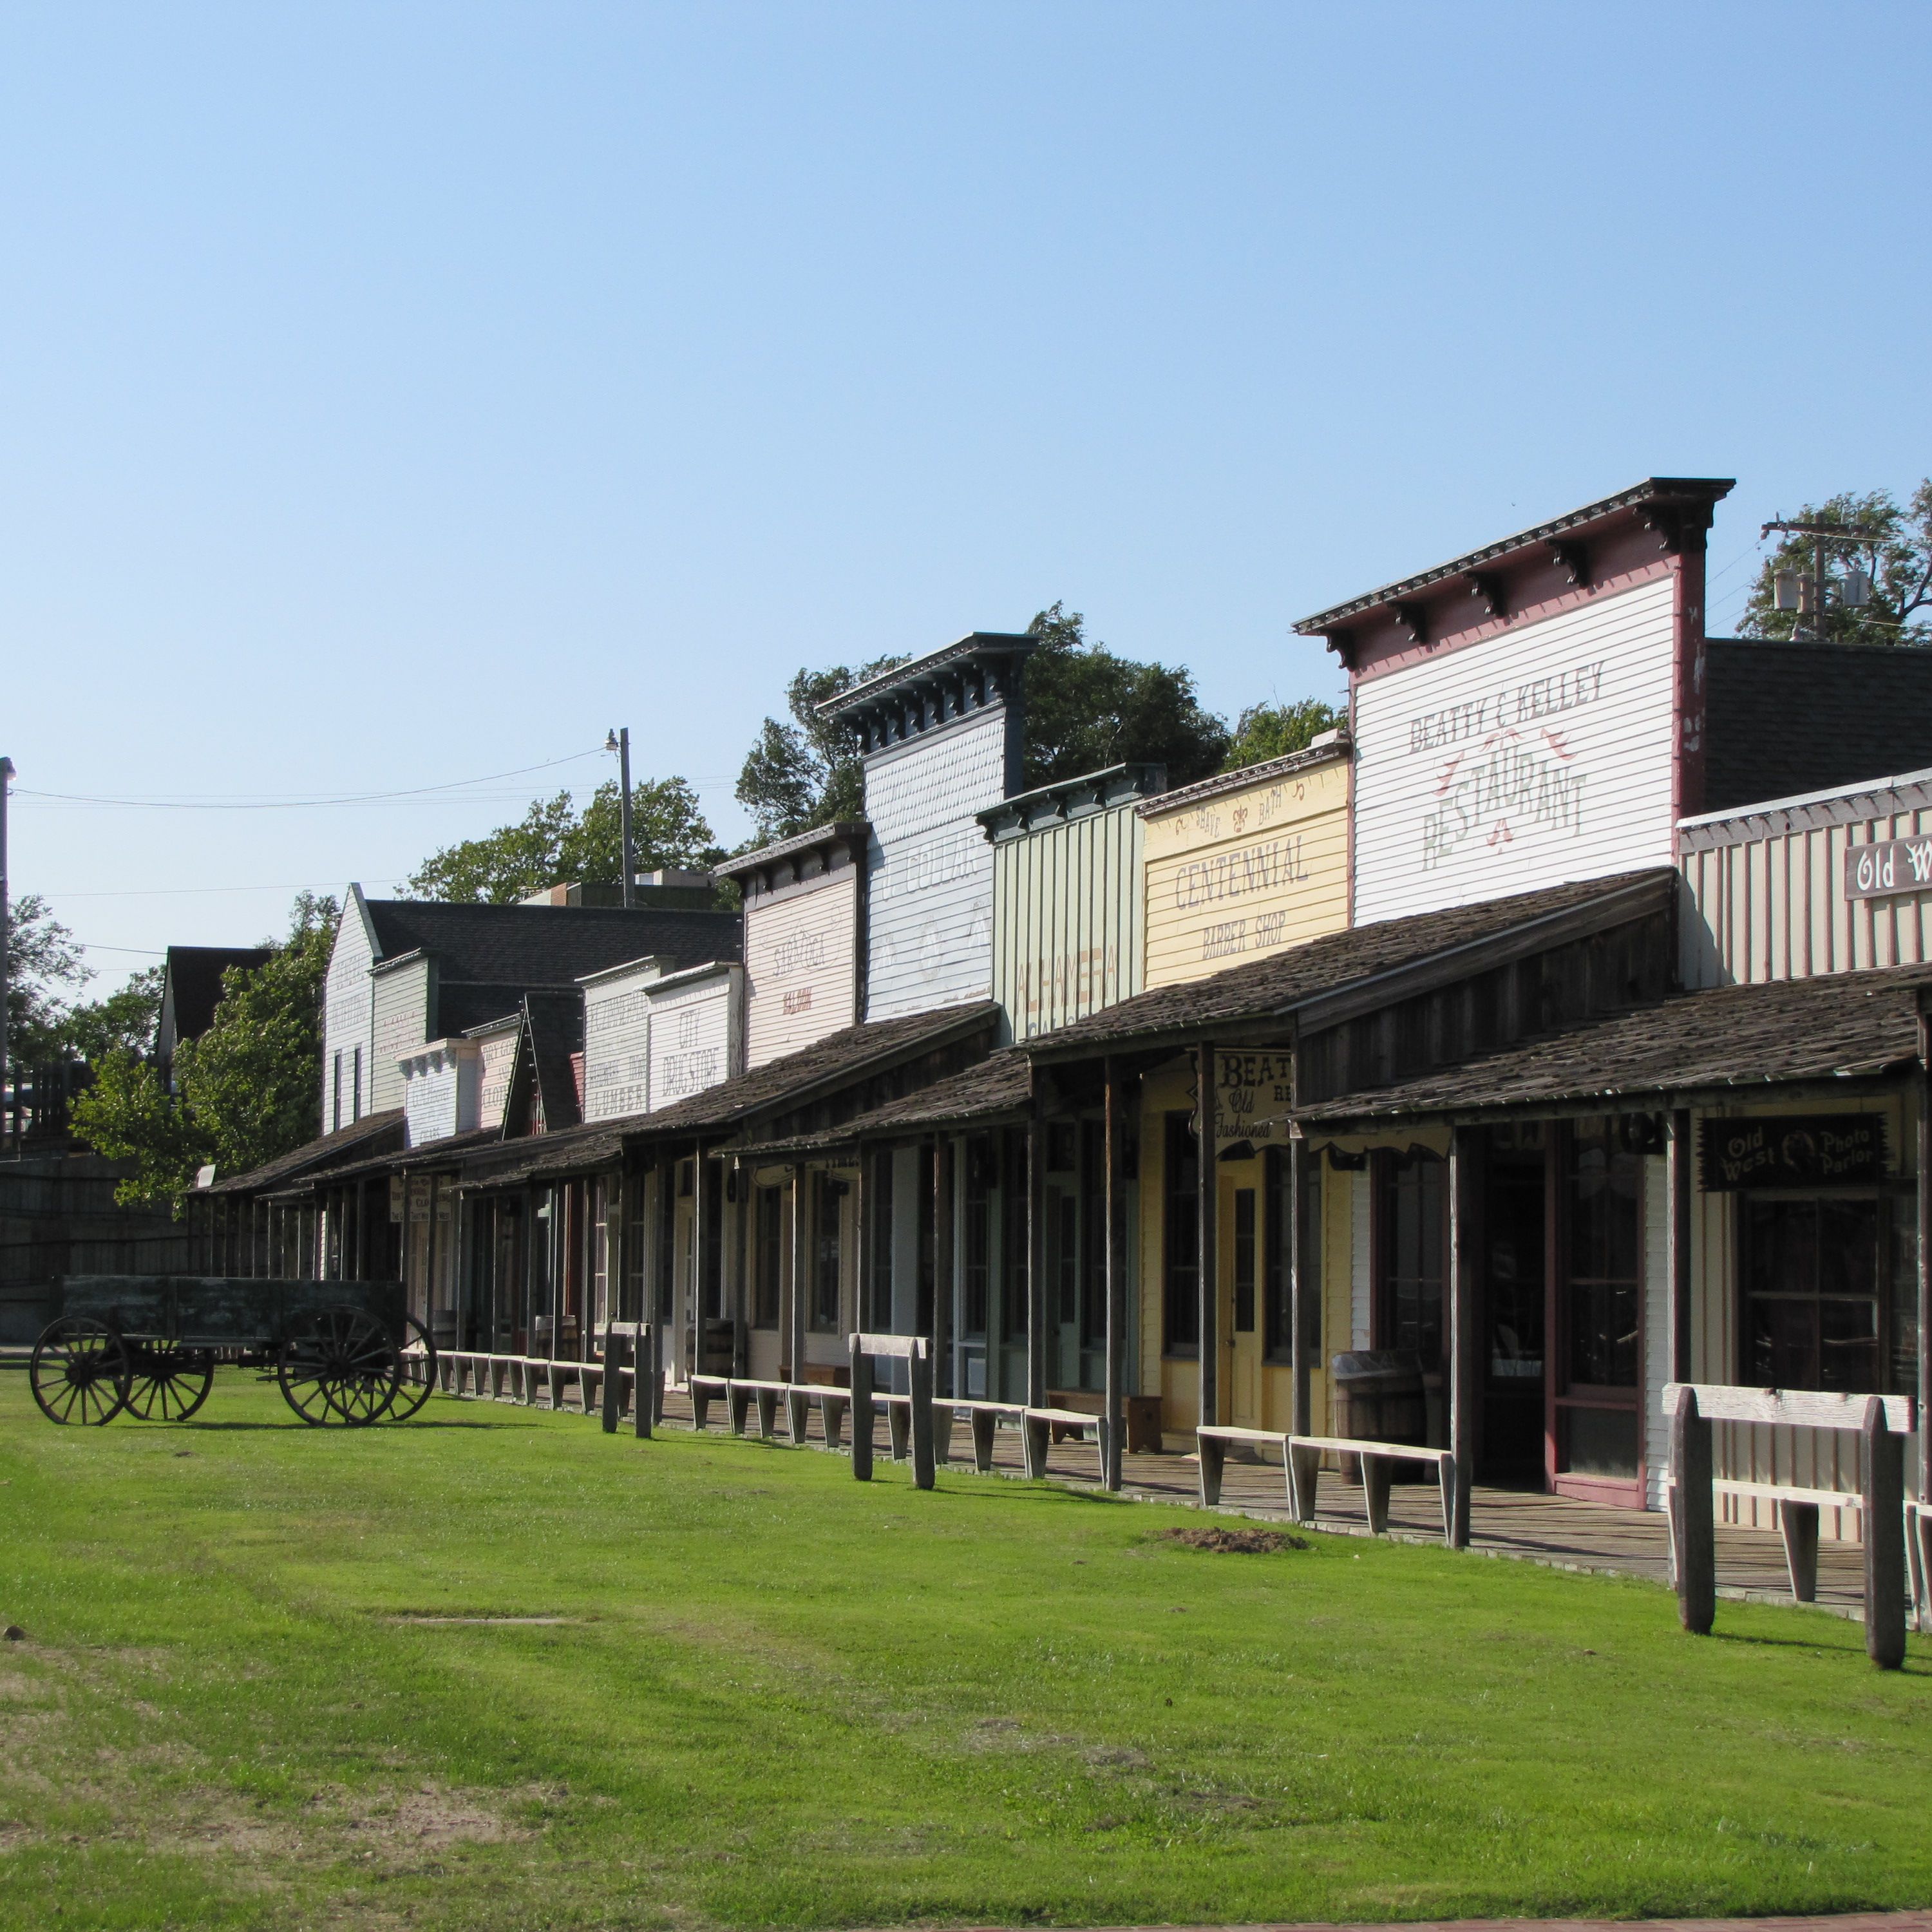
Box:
2, 1372, 1930, 1932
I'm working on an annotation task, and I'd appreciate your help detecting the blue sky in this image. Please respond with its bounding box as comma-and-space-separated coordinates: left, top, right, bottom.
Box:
6, 1, 1929, 981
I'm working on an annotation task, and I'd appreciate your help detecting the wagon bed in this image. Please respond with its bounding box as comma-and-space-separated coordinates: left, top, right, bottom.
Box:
30, 1276, 433, 1428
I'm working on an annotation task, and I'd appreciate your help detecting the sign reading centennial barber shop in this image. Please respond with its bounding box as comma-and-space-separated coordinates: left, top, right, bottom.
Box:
1699, 1113, 1888, 1190
1209, 1047, 1294, 1150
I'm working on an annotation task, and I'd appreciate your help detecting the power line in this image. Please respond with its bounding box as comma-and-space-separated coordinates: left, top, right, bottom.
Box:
12, 747, 607, 813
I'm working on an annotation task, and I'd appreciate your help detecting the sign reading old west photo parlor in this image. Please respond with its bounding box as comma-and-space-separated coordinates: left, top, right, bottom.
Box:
1699, 1113, 1888, 1189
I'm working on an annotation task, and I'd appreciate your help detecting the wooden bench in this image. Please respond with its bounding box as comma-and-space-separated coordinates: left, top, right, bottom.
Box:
1665, 1382, 1915, 1668
1046, 1389, 1164, 1454
849, 1333, 936, 1489
1195, 1425, 1457, 1544
941, 1399, 1101, 1479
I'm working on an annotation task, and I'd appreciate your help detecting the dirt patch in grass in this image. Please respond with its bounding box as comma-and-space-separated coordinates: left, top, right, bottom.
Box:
1155, 1524, 1308, 1554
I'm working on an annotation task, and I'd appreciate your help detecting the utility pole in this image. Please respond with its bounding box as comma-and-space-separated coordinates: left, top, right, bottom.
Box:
605, 728, 634, 908
0, 757, 14, 1153
1760, 518, 1884, 641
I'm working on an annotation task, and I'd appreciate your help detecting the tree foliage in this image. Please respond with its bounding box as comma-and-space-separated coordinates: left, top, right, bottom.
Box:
1738, 483, 1932, 647
734, 656, 907, 842
1224, 696, 1343, 771
71, 895, 338, 1211
59, 966, 166, 1063
1021, 603, 1229, 790
403, 778, 722, 903
5, 893, 91, 1064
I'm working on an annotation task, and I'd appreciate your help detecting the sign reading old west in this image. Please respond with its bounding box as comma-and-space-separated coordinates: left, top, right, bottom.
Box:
1699, 1114, 1888, 1191
1209, 1047, 1294, 1150
1844, 833, 1932, 900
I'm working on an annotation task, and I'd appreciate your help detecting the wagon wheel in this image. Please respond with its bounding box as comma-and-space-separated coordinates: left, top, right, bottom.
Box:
386, 1314, 439, 1423
122, 1340, 216, 1423
30, 1317, 132, 1426
277, 1305, 403, 1427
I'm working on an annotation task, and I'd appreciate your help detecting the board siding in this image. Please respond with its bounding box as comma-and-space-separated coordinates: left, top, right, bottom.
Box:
1141, 759, 1350, 989
992, 804, 1144, 1041
744, 874, 860, 1068
1353, 578, 1678, 923
582, 969, 654, 1123
476, 1030, 517, 1131
1681, 794, 1932, 989
647, 971, 743, 1110
321, 902, 376, 1129
370, 956, 431, 1116
864, 708, 1009, 1021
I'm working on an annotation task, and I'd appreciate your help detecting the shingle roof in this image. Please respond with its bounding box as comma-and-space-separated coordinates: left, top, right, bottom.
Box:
363, 899, 741, 987
202, 1110, 405, 1195
1704, 639, 1932, 814
520, 989, 583, 1134
1024, 869, 1676, 1057
160, 945, 272, 1048
736, 1049, 1033, 1158
1296, 967, 1932, 1125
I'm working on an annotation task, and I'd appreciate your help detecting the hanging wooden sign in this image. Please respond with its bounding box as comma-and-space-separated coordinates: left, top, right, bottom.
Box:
1843, 834, 1932, 900
1209, 1046, 1294, 1150
1699, 1113, 1888, 1190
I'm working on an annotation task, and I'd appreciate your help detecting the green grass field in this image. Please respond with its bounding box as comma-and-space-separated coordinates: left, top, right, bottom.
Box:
2, 1371, 1929, 1932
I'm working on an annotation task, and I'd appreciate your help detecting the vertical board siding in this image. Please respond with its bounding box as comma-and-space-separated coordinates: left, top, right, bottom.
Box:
647, 971, 742, 1108
476, 1030, 517, 1130
744, 875, 859, 1068
322, 905, 376, 1128
1642, 1155, 1669, 1509
1682, 792, 1932, 987
1141, 758, 1351, 988
369, 956, 431, 1115
582, 971, 654, 1122
1354, 578, 1678, 923
991, 804, 1144, 1040
1349, 1171, 1371, 1350
864, 709, 1009, 1021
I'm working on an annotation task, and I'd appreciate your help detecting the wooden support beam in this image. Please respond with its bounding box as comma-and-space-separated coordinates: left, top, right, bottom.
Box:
1195, 1041, 1218, 1430
1103, 1059, 1128, 1492
1289, 1134, 1311, 1438
1918, 1003, 1931, 1629
1667, 1108, 1693, 1383
1446, 1125, 1479, 1548
788, 1162, 808, 1392
1863, 1396, 1907, 1669
1025, 1110, 1047, 1407
1671, 1384, 1716, 1634
931, 1137, 953, 1404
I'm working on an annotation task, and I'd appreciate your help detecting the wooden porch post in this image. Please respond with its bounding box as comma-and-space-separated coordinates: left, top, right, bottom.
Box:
1289, 1134, 1312, 1437
1195, 1041, 1219, 1430
1103, 1058, 1128, 1490
1447, 1124, 1479, 1548
1667, 1107, 1694, 1383
690, 1145, 707, 1381
853, 1145, 870, 1337
1025, 1108, 1047, 1407
931, 1138, 953, 1397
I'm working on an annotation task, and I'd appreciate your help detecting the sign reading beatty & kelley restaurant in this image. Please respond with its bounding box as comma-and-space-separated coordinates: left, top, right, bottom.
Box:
1699, 1113, 1888, 1190
1351, 576, 1678, 923
1844, 833, 1932, 900
1209, 1047, 1294, 1151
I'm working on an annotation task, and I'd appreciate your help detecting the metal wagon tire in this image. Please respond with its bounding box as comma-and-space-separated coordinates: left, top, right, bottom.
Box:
278, 1306, 403, 1427
386, 1314, 439, 1423
122, 1340, 216, 1423
30, 1317, 132, 1426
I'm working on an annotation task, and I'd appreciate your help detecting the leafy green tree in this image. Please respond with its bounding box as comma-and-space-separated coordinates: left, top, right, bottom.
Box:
58, 965, 165, 1063
1739, 483, 1932, 646
1021, 603, 1230, 790
5, 894, 91, 1065
72, 896, 338, 1210
1223, 696, 1343, 771
404, 778, 722, 903
735, 656, 908, 842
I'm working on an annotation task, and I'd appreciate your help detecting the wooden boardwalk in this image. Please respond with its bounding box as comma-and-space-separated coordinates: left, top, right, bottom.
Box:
605, 1383, 1871, 1622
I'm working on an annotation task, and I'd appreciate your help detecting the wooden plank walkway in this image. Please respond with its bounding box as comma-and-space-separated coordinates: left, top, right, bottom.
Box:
465, 1376, 1874, 1622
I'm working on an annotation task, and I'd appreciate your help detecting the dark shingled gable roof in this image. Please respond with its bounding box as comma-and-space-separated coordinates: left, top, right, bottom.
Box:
160, 945, 272, 1048
735, 1049, 1033, 1158
203, 1110, 405, 1195
363, 899, 741, 989
1704, 639, 1932, 814
1296, 967, 1932, 1125
1023, 869, 1676, 1057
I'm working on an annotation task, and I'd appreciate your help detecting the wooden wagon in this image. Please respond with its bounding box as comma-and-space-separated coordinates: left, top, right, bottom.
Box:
29, 1276, 436, 1428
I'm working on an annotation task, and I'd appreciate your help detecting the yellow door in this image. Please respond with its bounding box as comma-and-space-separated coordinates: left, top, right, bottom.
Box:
1226, 1173, 1263, 1426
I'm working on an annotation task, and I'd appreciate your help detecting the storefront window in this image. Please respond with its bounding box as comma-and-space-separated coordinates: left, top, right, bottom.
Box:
811, 1174, 843, 1332
1565, 1119, 1640, 1390
1377, 1151, 1444, 1364
1233, 1189, 1256, 1332
961, 1137, 991, 1340
753, 1186, 782, 1329
1263, 1146, 1321, 1362
1741, 1191, 1914, 1394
